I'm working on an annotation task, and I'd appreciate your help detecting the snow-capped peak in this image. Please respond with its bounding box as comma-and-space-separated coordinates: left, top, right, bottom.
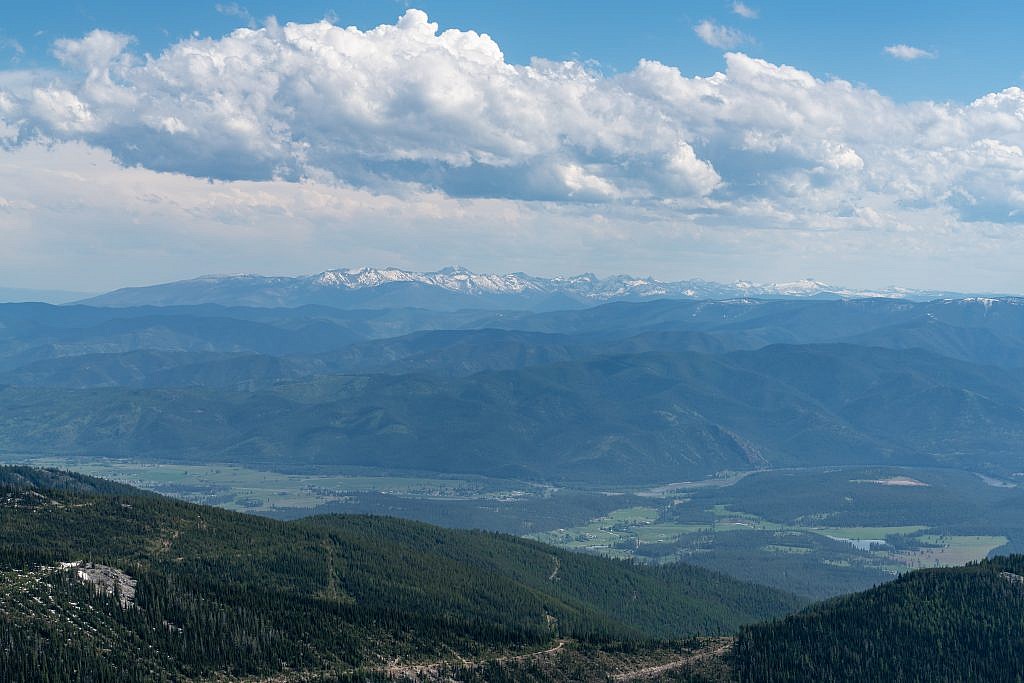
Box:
307, 267, 545, 295
295, 267, 950, 301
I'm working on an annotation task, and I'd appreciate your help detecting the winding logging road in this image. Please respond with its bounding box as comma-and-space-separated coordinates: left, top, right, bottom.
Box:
611, 640, 733, 681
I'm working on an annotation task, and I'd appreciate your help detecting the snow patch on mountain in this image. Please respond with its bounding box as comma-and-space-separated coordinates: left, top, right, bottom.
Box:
311, 266, 544, 295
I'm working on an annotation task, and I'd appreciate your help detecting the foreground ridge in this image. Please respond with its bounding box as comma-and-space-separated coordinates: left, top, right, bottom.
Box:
0, 466, 799, 681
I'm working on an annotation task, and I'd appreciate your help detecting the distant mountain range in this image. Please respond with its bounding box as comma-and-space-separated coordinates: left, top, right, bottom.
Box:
5, 296, 1024, 483
77, 266, 969, 310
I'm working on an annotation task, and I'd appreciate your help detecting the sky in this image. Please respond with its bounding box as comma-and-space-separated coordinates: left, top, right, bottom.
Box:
1, 1, 1023, 293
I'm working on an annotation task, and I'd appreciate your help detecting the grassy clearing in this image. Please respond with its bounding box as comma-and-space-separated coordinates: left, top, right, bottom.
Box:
527, 506, 700, 551
604, 506, 661, 523
635, 523, 712, 543
899, 535, 1009, 568
811, 526, 928, 540
710, 505, 785, 532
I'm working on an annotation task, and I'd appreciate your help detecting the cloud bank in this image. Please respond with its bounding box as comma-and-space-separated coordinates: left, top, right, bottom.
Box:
0, 9, 1023, 291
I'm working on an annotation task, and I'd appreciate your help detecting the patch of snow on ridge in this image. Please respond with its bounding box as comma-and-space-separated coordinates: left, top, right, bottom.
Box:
309, 267, 544, 294
963, 297, 999, 310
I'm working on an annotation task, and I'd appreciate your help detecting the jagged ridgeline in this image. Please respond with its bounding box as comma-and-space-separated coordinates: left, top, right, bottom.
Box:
732, 556, 1024, 682
0, 467, 800, 681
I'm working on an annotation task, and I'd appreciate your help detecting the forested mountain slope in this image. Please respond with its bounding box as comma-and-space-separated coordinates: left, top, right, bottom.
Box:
3, 344, 1023, 483
732, 555, 1024, 682
0, 467, 800, 681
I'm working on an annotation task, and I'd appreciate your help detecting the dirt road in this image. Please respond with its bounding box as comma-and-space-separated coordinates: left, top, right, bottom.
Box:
385, 639, 568, 678
611, 640, 732, 681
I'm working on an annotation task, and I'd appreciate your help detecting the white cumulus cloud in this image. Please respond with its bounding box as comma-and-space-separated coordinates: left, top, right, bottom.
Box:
0, 10, 1023, 291
0, 10, 1019, 226
0, 11, 725, 201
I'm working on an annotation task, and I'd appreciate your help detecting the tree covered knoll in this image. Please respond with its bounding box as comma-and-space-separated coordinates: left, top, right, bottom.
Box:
733, 556, 1024, 682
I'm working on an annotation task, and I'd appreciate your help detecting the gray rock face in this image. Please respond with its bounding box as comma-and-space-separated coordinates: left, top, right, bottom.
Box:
61, 561, 137, 608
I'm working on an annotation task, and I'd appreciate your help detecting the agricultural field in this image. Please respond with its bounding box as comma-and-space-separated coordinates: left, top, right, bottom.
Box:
527, 501, 1002, 582
530, 466, 1022, 598
896, 535, 1009, 568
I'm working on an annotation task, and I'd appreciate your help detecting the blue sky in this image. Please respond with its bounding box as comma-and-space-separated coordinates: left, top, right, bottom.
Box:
0, 2, 1023, 293
4, 1, 1021, 103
